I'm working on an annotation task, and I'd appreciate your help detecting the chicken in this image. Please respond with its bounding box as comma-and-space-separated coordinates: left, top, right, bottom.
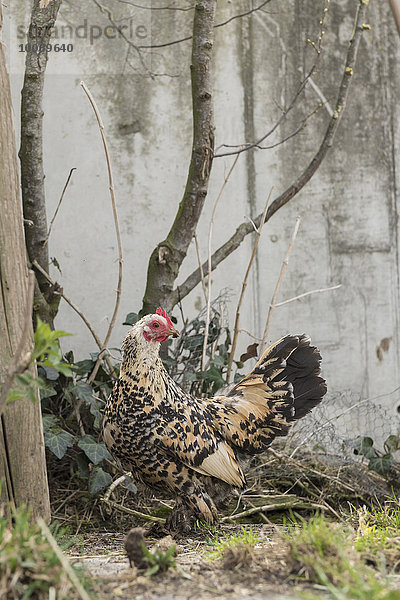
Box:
103, 307, 327, 531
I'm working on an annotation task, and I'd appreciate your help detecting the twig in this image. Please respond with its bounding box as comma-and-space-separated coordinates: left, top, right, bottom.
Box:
103, 472, 132, 502
80, 81, 123, 384
221, 498, 326, 522
42, 168, 76, 250
193, 232, 207, 304
0, 270, 35, 415
272, 284, 342, 307
137, 0, 273, 49
267, 448, 358, 494
101, 497, 166, 523
37, 518, 91, 600
173, 0, 369, 307
201, 154, 240, 371
261, 216, 301, 352
226, 188, 273, 383
214, 66, 316, 158
32, 259, 116, 376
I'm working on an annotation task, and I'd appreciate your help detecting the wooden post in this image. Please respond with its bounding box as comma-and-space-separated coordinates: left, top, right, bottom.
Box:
0, 4, 50, 519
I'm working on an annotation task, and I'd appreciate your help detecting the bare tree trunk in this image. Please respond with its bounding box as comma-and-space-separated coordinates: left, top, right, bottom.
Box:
142, 0, 217, 314
19, 0, 63, 326
0, 4, 51, 520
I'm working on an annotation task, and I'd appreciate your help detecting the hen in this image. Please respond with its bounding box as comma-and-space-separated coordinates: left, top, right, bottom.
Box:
103, 308, 327, 531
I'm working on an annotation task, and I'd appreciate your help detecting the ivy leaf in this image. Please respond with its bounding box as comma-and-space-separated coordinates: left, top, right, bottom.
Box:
78, 435, 112, 464
75, 452, 90, 478
368, 454, 394, 476
40, 366, 60, 381
42, 414, 60, 429
384, 435, 399, 454
88, 466, 112, 495
74, 382, 95, 404
123, 312, 140, 326
353, 436, 376, 460
74, 359, 95, 376
122, 474, 137, 494
44, 428, 74, 459
89, 398, 104, 430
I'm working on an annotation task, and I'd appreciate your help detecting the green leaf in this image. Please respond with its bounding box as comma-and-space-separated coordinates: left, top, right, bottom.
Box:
40, 366, 60, 381
89, 398, 104, 430
88, 466, 112, 495
77, 435, 112, 464
123, 312, 140, 326
354, 436, 376, 460
384, 435, 399, 454
42, 414, 60, 430
75, 452, 90, 478
39, 384, 57, 400
145, 564, 160, 577
74, 359, 95, 376
368, 454, 394, 476
73, 382, 95, 405
44, 428, 74, 459
122, 474, 137, 494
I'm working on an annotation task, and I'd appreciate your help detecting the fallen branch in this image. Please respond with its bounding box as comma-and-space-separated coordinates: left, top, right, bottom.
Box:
101, 497, 165, 524
103, 472, 132, 503
81, 81, 123, 384
226, 188, 273, 383
221, 498, 326, 522
261, 216, 301, 352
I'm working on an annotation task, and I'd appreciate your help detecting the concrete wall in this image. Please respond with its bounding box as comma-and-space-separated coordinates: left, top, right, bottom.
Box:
4, 1, 400, 444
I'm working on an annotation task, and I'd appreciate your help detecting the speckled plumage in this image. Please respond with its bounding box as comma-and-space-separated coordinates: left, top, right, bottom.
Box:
103, 312, 327, 530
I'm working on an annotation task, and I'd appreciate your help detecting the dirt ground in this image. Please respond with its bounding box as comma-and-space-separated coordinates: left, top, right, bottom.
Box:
67, 526, 319, 600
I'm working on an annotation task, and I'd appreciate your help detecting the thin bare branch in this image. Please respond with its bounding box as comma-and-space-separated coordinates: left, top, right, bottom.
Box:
261, 216, 301, 352
193, 232, 207, 303
42, 168, 76, 251
32, 259, 116, 376
0, 271, 35, 415
174, 0, 369, 308
226, 188, 273, 383
91, 0, 151, 75
103, 472, 133, 502
273, 284, 342, 308
221, 498, 326, 522
80, 81, 123, 383
115, 1, 194, 10
214, 66, 316, 158
101, 497, 165, 523
201, 154, 240, 370
137, 0, 273, 49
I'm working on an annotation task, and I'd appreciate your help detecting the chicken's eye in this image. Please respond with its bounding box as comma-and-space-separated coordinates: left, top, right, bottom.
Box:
152, 322, 160, 329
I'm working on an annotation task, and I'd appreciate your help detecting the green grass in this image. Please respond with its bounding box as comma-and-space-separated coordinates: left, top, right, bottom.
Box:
0, 505, 92, 599
206, 526, 261, 560
283, 512, 400, 600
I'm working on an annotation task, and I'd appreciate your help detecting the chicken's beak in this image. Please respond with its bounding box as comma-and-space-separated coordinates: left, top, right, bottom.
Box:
166, 327, 180, 338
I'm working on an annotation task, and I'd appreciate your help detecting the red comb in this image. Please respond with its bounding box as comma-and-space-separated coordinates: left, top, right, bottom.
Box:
156, 307, 174, 328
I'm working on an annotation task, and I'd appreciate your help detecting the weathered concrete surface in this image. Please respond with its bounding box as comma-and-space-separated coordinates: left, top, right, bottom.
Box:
4, 1, 400, 444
